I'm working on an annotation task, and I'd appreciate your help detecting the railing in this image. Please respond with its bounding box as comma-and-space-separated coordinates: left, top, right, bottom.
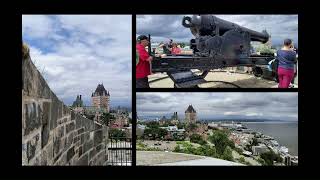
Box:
107, 137, 132, 166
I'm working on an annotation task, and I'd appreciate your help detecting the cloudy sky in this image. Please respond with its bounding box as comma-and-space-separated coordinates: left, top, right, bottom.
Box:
22, 15, 132, 107
137, 92, 298, 121
137, 15, 298, 46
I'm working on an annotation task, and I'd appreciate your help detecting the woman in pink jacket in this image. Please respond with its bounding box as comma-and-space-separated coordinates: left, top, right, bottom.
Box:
171, 43, 181, 55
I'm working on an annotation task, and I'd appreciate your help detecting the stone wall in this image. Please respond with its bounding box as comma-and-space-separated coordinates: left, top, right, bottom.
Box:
22, 46, 108, 165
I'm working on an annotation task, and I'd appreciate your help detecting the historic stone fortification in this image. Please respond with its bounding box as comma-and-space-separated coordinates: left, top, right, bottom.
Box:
22, 45, 108, 165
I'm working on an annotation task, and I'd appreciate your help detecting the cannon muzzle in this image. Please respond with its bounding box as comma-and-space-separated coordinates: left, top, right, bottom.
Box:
183, 15, 269, 43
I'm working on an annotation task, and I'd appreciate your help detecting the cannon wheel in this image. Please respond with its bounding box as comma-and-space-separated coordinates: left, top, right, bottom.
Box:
253, 66, 263, 77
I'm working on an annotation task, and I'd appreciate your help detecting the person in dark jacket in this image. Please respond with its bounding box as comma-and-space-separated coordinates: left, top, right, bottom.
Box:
276, 39, 297, 88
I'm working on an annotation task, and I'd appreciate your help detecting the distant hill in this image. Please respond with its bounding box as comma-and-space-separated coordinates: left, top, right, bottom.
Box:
200, 119, 290, 123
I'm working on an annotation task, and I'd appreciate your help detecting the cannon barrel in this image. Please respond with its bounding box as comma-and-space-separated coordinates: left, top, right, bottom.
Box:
182, 15, 269, 43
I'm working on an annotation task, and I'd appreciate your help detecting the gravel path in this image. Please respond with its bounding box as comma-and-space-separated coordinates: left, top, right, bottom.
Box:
137, 151, 243, 166
137, 151, 204, 165
148, 71, 280, 88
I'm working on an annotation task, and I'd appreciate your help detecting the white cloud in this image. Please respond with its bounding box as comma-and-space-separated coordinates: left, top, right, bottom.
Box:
246, 112, 263, 116
137, 92, 298, 121
23, 15, 132, 107
22, 15, 54, 38
224, 112, 238, 115
137, 15, 298, 45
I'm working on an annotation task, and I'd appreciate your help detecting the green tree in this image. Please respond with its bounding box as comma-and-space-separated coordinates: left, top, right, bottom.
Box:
251, 137, 259, 146
197, 144, 217, 157
177, 123, 184, 129
221, 146, 234, 161
257, 157, 266, 165
101, 112, 115, 126
109, 128, 126, 141
234, 147, 243, 155
208, 130, 234, 156
190, 134, 207, 145
143, 127, 168, 140
174, 145, 182, 153
186, 123, 197, 132
260, 150, 282, 166
146, 121, 160, 129
256, 44, 275, 55
238, 157, 246, 164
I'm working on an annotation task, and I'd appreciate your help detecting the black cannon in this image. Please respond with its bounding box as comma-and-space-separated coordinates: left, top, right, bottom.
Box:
182, 15, 269, 59
150, 15, 275, 88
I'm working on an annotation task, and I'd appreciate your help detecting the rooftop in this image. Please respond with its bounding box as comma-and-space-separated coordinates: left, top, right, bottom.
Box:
92, 84, 110, 96
185, 104, 196, 113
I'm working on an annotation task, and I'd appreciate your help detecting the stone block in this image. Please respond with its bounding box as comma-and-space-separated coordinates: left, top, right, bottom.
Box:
94, 123, 102, 130
40, 149, 47, 165
57, 125, 65, 138
53, 138, 61, 157
78, 146, 83, 157
50, 97, 59, 130
77, 128, 84, 135
71, 110, 75, 121
66, 132, 74, 149
41, 102, 50, 148
76, 154, 88, 166
45, 143, 53, 165
24, 102, 41, 135
80, 133, 85, 144
83, 139, 93, 154
67, 146, 75, 162
26, 134, 40, 162
73, 135, 79, 144
96, 144, 103, 153
89, 148, 97, 160
66, 121, 75, 134
94, 130, 103, 146
37, 74, 51, 99
84, 132, 90, 142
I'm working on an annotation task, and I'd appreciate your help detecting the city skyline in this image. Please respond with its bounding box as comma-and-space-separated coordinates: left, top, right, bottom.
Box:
22, 15, 132, 107
137, 93, 298, 121
136, 15, 298, 46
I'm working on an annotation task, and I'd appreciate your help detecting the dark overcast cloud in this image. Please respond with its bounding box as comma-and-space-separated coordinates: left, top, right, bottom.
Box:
136, 15, 298, 46
137, 93, 298, 121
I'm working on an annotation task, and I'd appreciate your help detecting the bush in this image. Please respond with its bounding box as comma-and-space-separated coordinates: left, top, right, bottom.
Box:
146, 121, 160, 128
109, 128, 126, 141
208, 130, 235, 156
198, 145, 217, 157
221, 146, 234, 161
234, 147, 243, 154
238, 157, 246, 164
260, 151, 283, 166
190, 134, 207, 145
101, 112, 115, 126
257, 157, 266, 166
143, 127, 168, 140
186, 123, 197, 131
174, 145, 182, 153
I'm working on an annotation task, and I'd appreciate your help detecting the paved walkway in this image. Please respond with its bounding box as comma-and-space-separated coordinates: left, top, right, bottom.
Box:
148, 71, 279, 88
137, 151, 243, 166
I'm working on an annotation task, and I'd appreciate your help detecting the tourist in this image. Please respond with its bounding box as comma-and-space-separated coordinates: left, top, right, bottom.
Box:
160, 39, 173, 55
276, 39, 297, 88
171, 42, 181, 55
136, 35, 153, 88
